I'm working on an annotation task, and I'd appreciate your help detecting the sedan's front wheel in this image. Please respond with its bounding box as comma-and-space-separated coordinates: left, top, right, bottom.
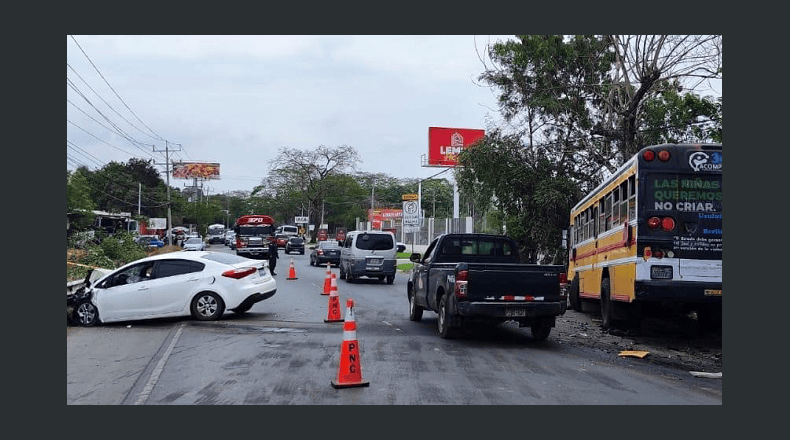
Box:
73, 301, 99, 326
191, 292, 224, 321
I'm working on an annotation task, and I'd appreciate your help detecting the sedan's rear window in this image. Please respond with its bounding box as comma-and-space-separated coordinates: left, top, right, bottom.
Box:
201, 253, 252, 265
156, 260, 205, 277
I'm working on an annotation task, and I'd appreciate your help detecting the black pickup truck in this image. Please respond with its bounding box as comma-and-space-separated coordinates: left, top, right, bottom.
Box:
407, 234, 566, 340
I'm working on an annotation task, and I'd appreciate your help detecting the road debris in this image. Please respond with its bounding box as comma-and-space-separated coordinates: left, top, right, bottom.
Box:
618, 350, 649, 359
689, 371, 722, 378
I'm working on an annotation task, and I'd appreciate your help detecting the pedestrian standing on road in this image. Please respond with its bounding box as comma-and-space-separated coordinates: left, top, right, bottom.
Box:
268, 240, 279, 275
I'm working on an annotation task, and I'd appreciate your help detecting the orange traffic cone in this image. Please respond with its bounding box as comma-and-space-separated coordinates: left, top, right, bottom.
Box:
324, 275, 343, 323
322, 264, 332, 295
331, 299, 370, 388
287, 258, 298, 280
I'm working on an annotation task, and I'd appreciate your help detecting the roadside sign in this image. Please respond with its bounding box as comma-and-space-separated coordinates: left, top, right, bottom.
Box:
295, 216, 308, 224
403, 200, 420, 226
402, 193, 419, 201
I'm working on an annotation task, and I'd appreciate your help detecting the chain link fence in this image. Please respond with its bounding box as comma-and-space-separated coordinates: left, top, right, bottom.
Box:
356, 215, 503, 246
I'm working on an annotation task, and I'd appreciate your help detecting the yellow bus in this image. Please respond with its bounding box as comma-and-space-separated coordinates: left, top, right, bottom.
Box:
567, 143, 722, 329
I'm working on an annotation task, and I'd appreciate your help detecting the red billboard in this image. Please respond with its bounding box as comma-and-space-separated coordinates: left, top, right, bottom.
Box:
172, 162, 220, 179
427, 127, 485, 167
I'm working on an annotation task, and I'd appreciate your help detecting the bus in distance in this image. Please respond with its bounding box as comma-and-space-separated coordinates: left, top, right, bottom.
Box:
567, 143, 722, 330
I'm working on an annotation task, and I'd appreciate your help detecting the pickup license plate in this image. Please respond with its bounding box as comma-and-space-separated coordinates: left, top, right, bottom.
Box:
505, 308, 526, 317
704, 289, 722, 296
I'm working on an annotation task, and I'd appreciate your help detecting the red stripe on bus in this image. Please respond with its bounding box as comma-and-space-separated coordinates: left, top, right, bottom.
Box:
574, 237, 635, 261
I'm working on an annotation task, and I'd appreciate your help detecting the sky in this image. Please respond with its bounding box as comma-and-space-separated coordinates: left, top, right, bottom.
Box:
66, 35, 514, 195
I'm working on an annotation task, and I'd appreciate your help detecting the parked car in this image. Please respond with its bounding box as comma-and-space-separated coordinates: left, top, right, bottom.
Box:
339, 230, 397, 284
285, 236, 305, 254
310, 240, 341, 267
275, 234, 289, 248
136, 235, 164, 249
183, 237, 206, 251
68, 251, 277, 326
224, 230, 236, 247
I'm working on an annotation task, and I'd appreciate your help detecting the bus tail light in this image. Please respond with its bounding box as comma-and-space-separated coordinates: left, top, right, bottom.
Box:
647, 216, 676, 231
642, 148, 670, 162
643, 246, 652, 260
647, 217, 661, 229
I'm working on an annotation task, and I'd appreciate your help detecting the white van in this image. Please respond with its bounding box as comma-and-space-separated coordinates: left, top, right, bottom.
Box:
275, 225, 299, 237
339, 230, 397, 284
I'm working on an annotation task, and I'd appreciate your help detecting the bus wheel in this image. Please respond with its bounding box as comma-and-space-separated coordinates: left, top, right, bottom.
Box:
600, 278, 613, 329
569, 277, 581, 311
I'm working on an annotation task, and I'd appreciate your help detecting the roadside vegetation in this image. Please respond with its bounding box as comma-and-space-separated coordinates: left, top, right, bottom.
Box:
67, 231, 180, 281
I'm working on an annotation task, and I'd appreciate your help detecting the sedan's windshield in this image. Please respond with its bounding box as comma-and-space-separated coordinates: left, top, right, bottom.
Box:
185, 238, 202, 244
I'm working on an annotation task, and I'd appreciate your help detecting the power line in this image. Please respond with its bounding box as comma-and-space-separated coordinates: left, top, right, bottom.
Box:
69, 35, 167, 142
67, 63, 162, 143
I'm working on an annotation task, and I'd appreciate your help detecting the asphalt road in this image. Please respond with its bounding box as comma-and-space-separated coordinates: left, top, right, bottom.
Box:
66, 243, 722, 405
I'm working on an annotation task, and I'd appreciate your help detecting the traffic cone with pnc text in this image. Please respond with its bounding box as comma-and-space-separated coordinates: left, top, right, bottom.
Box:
322, 264, 332, 295
324, 274, 343, 323
331, 298, 370, 388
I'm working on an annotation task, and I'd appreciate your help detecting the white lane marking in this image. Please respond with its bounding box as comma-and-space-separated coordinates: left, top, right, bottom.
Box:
134, 324, 184, 405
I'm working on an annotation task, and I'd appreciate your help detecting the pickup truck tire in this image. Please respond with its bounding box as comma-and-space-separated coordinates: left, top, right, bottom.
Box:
530, 325, 551, 341
386, 274, 395, 285
438, 294, 460, 339
408, 287, 423, 322
569, 277, 581, 311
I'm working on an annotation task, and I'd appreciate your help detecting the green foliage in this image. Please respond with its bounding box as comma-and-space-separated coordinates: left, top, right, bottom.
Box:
67, 231, 148, 281
639, 85, 722, 145
67, 168, 95, 213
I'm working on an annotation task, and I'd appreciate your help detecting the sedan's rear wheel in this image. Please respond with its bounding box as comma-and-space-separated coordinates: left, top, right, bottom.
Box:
191, 292, 224, 321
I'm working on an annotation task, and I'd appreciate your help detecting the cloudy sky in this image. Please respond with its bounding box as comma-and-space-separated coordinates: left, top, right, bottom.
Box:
66, 35, 514, 195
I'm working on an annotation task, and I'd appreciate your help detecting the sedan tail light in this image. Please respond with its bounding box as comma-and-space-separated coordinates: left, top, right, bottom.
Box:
222, 267, 257, 279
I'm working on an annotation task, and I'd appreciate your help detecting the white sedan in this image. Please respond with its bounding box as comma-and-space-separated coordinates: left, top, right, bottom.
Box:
183, 237, 206, 251
69, 251, 277, 326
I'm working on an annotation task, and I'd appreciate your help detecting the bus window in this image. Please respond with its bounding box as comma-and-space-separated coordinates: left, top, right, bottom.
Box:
611, 187, 620, 226
604, 193, 612, 230
620, 181, 629, 222
598, 200, 606, 235
628, 175, 636, 220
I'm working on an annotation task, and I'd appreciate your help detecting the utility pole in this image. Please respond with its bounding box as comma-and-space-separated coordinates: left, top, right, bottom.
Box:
154, 140, 181, 246
370, 180, 375, 231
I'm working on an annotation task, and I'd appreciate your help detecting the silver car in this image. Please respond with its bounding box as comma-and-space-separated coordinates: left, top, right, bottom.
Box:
183, 237, 206, 251
339, 230, 397, 284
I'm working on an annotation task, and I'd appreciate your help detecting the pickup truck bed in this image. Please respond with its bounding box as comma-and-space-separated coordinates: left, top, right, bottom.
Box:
407, 234, 566, 340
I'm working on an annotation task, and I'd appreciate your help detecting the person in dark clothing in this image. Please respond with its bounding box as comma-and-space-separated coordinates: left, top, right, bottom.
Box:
268, 241, 279, 275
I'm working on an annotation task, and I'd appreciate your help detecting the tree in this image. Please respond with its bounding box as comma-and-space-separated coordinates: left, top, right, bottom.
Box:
260, 145, 361, 231
464, 35, 723, 262
67, 167, 95, 213
456, 131, 577, 263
